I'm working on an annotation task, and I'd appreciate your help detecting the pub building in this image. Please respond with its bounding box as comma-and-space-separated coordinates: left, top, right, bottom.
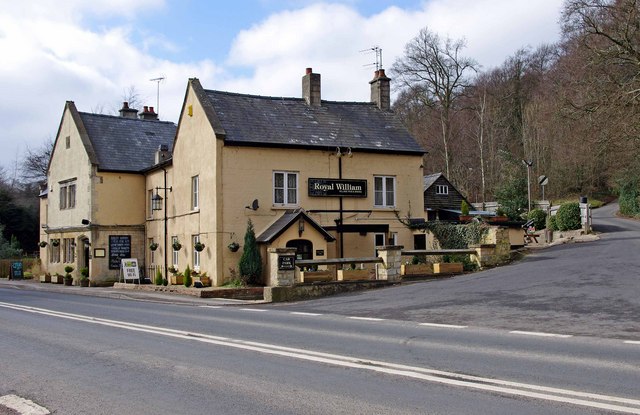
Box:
41, 68, 426, 286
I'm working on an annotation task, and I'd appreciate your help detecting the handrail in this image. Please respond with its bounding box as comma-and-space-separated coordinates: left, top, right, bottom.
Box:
296, 257, 383, 268
401, 249, 477, 256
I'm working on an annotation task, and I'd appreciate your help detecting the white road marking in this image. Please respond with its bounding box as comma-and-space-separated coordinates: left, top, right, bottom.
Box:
2, 302, 640, 414
509, 330, 573, 338
290, 312, 322, 316
348, 316, 385, 321
0, 394, 49, 415
239, 308, 268, 312
419, 323, 468, 329
198, 305, 221, 309
624, 340, 640, 345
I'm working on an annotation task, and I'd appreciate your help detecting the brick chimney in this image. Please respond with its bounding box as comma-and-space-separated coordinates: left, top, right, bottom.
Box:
369, 69, 391, 111
139, 106, 159, 120
302, 68, 321, 106
155, 144, 171, 164
119, 102, 138, 118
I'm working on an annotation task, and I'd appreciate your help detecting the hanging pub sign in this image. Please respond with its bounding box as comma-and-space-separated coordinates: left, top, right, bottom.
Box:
308, 178, 367, 198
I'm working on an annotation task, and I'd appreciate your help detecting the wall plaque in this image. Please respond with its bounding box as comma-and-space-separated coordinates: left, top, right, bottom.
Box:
278, 255, 296, 271
308, 178, 367, 198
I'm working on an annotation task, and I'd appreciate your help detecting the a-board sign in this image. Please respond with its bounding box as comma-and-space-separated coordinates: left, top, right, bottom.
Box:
10, 261, 23, 280
109, 235, 131, 269
278, 255, 296, 271
308, 178, 367, 198
121, 258, 139, 282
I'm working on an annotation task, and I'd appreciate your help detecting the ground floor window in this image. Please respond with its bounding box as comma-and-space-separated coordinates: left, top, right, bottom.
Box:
413, 234, 426, 250
63, 238, 75, 263
50, 240, 60, 263
192, 235, 200, 270
172, 236, 179, 267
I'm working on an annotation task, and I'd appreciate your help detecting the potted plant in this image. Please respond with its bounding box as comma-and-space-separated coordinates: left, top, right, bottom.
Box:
172, 240, 182, 251
64, 265, 74, 286
459, 201, 472, 222
51, 240, 60, 247
194, 241, 205, 252
79, 267, 89, 287
337, 263, 370, 281
228, 241, 240, 252
199, 272, 211, 287
401, 256, 433, 276
39, 241, 48, 248
149, 242, 159, 251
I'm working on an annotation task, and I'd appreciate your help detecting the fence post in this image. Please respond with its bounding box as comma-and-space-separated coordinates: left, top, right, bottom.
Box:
376, 245, 403, 282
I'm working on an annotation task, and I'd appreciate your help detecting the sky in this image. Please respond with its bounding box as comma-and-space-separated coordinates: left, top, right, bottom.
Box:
0, 0, 565, 174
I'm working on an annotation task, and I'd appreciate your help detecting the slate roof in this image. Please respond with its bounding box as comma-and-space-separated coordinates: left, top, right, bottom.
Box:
204, 90, 425, 155
78, 112, 176, 172
423, 173, 443, 190
256, 208, 335, 243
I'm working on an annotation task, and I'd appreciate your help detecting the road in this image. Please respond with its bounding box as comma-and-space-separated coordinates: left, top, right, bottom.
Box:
274, 202, 640, 340
0, 203, 639, 414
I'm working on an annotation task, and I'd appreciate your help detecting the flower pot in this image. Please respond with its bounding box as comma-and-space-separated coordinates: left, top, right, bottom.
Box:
401, 264, 433, 276
80, 279, 90, 287
64, 277, 73, 286
433, 262, 463, 274
300, 270, 334, 283
228, 242, 240, 252
337, 269, 370, 281
170, 275, 183, 285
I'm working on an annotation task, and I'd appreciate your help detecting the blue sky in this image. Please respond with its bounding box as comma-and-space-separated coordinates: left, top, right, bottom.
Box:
0, 0, 564, 173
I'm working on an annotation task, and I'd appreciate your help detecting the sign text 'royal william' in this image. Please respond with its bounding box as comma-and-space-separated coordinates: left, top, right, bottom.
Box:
308, 178, 367, 198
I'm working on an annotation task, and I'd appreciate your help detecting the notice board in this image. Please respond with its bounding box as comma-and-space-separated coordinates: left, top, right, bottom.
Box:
109, 235, 131, 269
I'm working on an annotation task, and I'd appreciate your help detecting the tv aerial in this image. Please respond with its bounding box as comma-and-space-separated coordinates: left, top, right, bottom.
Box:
360, 46, 383, 70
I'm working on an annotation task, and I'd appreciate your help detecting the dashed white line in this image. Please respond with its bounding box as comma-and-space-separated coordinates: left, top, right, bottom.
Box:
509, 330, 573, 338
624, 340, 640, 345
198, 305, 221, 309
290, 312, 322, 316
239, 308, 268, 312
420, 323, 468, 329
0, 394, 49, 415
348, 317, 385, 321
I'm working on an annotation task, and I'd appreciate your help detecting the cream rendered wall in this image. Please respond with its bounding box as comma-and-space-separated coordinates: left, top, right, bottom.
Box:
93, 172, 146, 225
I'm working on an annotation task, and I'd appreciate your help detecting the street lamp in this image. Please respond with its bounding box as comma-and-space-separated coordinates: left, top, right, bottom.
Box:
522, 159, 533, 212
152, 182, 172, 281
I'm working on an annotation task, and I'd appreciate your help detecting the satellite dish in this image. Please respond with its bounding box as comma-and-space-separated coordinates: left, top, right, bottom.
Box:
251, 199, 259, 210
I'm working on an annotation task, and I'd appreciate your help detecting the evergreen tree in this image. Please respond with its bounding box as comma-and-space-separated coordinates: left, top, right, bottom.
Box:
239, 219, 262, 285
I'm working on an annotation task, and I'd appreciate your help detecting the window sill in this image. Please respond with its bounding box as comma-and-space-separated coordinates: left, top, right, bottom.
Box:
271, 205, 299, 210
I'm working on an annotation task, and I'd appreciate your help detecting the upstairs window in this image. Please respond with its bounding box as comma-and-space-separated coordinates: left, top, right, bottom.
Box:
374, 176, 395, 207
273, 171, 298, 205
191, 175, 199, 210
436, 185, 449, 195
59, 180, 77, 210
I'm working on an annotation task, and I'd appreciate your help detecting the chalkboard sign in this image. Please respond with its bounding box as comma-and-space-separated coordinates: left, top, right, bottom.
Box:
109, 235, 131, 269
278, 255, 296, 271
10, 261, 23, 280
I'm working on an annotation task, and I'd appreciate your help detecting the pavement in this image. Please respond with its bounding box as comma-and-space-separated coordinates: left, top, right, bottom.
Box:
0, 228, 599, 306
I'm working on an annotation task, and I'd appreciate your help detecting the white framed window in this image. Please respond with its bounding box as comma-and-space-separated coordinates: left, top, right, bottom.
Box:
192, 235, 200, 271
436, 185, 449, 195
172, 236, 179, 267
389, 232, 398, 245
63, 238, 75, 263
50, 240, 60, 263
59, 180, 76, 210
273, 171, 298, 205
374, 176, 395, 207
191, 175, 199, 210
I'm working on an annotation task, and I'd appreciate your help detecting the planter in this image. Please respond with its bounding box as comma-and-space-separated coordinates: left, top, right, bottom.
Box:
228, 242, 240, 252
199, 276, 211, 287
433, 262, 463, 274
170, 275, 184, 285
40, 274, 51, 283
80, 279, 90, 287
300, 270, 334, 283
51, 275, 64, 284
64, 277, 73, 286
337, 269, 370, 281
401, 264, 433, 276
194, 242, 205, 252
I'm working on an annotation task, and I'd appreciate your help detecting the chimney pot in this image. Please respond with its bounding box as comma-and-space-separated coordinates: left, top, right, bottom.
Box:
123, 101, 129, 109
379, 69, 386, 77
306, 67, 313, 75
149, 106, 155, 114
143, 106, 149, 112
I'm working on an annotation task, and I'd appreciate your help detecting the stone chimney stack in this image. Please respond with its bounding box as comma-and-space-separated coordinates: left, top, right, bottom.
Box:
369, 69, 391, 111
155, 144, 171, 164
119, 102, 138, 118
302, 68, 321, 106
139, 106, 159, 120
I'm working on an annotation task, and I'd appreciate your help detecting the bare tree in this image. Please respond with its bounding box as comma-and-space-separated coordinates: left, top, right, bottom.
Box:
21, 137, 54, 183
391, 27, 478, 179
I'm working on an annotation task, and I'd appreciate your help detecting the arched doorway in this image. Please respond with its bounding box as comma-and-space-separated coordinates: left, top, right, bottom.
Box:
77, 236, 90, 278
286, 239, 313, 261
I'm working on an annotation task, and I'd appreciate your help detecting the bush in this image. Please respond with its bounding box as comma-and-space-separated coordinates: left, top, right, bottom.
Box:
618, 176, 640, 217
183, 265, 192, 287
443, 254, 478, 272
527, 209, 547, 230
546, 215, 558, 231
239, 219, 262, 285
461, 200, 470, 216
556, 202, 582, 231
154, 269, 163, 285
495, 176, 528, 220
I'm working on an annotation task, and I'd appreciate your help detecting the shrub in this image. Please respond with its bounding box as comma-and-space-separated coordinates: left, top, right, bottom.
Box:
556, 202, 582, 231
527, 209, 547, 230
155, 269, 163, 285
239, 219, 262, 285
64, 265, 74, 274
546, 214, 558, 231
495, 176, 528, 220
461, 200, 470, 216
183, 265, 192, 287
618, 176, 640, 217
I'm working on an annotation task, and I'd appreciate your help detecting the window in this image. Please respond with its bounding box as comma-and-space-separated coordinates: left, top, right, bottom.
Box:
149, 238, 155, 264
172, 236, 179, 267
374, 233, 386, 256
436, 185, 449, 195
191, 175, 199, 210
50, 240, 60, 263
413, 234, 426, 250
374, 176, 395, 207
273, 171, 298, 205
192, 235, 200, 270
65, 136, 70, 149
389, 232, 398, 245
59, 180, 76, 210
63, 238, 75, 263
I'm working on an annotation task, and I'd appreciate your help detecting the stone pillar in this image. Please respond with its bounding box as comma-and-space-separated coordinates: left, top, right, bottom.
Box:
267, 247, 297, 287
376, 245, 403, 282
